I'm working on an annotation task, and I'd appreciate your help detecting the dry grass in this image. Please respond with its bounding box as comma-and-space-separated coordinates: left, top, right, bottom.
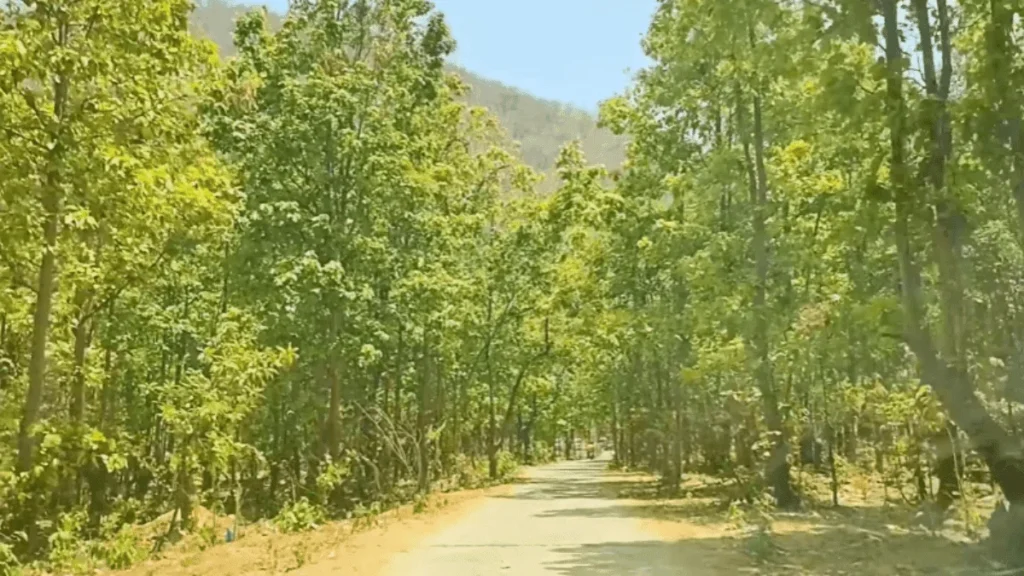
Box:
604, 467, 999, 576
102, 465, 1003, 576
112, 482, 515, 576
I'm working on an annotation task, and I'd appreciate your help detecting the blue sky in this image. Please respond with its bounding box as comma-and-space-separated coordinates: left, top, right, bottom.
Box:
255, 0, 657, 112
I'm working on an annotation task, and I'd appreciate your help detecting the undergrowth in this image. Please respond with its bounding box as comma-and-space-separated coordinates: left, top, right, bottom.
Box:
6, 453, 526, 575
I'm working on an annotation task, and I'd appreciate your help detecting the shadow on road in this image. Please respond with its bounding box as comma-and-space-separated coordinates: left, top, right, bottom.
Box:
509, 461, 992, 575
500, 460, 653, 502
543, 540, 723, 576
539, 530, 990, 576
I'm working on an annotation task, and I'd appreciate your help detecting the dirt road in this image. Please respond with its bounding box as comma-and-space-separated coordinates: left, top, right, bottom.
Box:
382, 455, 697, 575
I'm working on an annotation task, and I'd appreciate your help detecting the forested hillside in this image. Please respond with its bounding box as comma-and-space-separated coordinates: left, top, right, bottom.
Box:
190, 0, 626, 174
3, 0, 1024, 574
456, 68, 626, 174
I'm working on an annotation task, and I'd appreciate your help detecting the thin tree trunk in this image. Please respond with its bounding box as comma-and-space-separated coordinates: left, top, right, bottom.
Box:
0, 313, 8, 391
611, 383, 620, 467
18, 62, 70, 474
416, 342, 430, 493
327, 359, 342, 461
669, 376, 683, 489
70, 295, 93, 424
739, 80, 798, 508
393, 327, 404, 483
67, 295, 94, 508
936, 422, 960, 509
90, 341, 116, 519
485, 295, 499, 479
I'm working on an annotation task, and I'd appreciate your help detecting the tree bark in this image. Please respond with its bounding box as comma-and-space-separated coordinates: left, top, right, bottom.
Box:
484, 295, 499, 479
611, 385, 620, 467
69, 292, 94, 424
740, 83, 799, 508
882, 0, 1024, 517
935, 423, 960, 510
416, 343, 431, 493
0, 313, 9, 391
17, 62, 70, 474
326, 358, 342, 461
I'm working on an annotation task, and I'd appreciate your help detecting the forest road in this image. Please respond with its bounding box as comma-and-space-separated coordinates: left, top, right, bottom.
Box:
381, 455, 695, 575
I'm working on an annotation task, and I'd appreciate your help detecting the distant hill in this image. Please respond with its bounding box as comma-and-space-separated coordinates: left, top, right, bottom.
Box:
455, 67, 625, 174
189, 0, 626, 176
190, 0, 283, 59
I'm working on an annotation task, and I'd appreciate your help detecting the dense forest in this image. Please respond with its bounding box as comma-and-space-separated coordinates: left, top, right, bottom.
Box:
3, 0, 1024, 573
190, 0, 627, 175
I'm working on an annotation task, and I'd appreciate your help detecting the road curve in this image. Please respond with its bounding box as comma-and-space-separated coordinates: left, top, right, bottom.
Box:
382, 456, 694, 575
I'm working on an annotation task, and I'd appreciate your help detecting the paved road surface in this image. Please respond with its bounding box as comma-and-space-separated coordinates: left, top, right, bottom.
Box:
382, 456, 693, 575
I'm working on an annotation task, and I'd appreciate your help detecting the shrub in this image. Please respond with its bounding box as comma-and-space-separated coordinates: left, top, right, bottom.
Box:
452, 454, 484, 488
496, 450, 518, 480
47, 511, 93, 576
100, 524, 146, 570
412, 493, 428, 514
0, 514, 24, 576
531, 441, 555, 464
349, 501, 383, 530
0, 542, 21, 576
273, 498, 326, 534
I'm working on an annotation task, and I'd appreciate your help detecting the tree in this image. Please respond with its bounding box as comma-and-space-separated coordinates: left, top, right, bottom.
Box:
1, 0, 237, 527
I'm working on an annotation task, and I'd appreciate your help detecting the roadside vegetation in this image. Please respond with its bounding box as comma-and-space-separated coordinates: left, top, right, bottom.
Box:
3, 0, 1024, 575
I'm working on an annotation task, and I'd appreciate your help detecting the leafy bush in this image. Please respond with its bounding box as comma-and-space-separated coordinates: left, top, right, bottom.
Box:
273, 498, 325, 533
196, 523, 218, 551
349, 500, 383, 530
107, 497, 144, 528
496, 450, 518, 480
315, 457, 351, 495
412, 493, 428, 514
531, 441, 555, 464
0, 513, 23, 576
452, 454, 485, 488
99, 524, 146, 570
0, 542, 21, 576
47, 511, 93, 576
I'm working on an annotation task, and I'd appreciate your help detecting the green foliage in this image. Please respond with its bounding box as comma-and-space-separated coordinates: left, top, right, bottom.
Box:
315, 457, 352, 496
274, 499, 326, 534
531, 441, 556, 465
551, 1, 1024, 555
46, 512, 92, 576
412, 494, 428, 515
188, 0, 624, 180
349, 500, 384, 530
0, 549, 18, 576
98, 524, 146, 570
495, 450, 519, 480
6, 0, 1024, 571
451, 454, 489, 489
0, 527, 21, 576
195, 524, 219, 551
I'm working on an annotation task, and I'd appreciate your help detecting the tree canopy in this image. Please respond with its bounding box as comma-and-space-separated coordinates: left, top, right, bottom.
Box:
3, 0, 1024, 572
